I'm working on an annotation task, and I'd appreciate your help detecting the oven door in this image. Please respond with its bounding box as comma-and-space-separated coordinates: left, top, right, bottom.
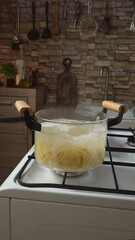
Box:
11, 199, 135, 240
0, 198, 10, 240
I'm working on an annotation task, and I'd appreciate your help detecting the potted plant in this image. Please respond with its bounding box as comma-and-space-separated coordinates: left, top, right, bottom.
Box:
0, 63, 17, 87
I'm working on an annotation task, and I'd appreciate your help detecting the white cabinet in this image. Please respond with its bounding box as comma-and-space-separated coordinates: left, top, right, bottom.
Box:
0, 198, 10, 240
11, 199, 135, 240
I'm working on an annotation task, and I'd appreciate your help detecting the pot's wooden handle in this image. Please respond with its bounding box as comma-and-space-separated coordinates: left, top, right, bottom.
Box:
102, 100, 128, 113
15, 100, 33, 117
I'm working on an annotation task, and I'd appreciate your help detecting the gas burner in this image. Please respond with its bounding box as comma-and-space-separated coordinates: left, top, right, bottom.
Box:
55, 170, 85, 177
127, 136, 135, 147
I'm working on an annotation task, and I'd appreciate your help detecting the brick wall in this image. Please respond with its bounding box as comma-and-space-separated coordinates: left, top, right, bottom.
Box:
0, 0, 135, 105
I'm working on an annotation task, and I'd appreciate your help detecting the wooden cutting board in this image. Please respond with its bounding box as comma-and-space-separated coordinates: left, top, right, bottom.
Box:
57, 58, 77, 105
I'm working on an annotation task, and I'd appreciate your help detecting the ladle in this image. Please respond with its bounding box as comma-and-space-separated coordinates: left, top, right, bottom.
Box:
99, 0, 111, 34
11, 0, 21, 50
27, 1, 39, 41
41, 1, 52, 39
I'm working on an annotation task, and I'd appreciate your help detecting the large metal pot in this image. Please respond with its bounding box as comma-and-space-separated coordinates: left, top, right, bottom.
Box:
15, 101, 128, 173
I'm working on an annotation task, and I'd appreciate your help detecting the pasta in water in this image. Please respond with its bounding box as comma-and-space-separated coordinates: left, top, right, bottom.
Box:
35, 121, 106, 172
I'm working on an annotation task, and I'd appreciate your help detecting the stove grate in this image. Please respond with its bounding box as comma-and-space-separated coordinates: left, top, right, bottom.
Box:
16, 132, 135, 196
16, 155, 135, 195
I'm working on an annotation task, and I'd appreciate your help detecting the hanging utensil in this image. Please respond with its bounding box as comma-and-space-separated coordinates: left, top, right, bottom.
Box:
27, 1, 39, 41
99, 0, 111, 34
63, 0, 67, 19
61, 0, 67, 34
52, 0, 60, 41
79, 0, 97, 39
11, 0, 21, 50
41, 1, 52, 39
73, 0, 82, 28
0, 0, 14, 33
0, 1, 3, 15
130, 6, 135, 32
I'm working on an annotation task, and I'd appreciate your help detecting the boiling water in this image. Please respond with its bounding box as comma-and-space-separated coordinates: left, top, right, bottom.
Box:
35, 120, 107, 172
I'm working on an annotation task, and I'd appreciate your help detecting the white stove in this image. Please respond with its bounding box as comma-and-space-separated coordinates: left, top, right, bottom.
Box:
1, 126, 135, 240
